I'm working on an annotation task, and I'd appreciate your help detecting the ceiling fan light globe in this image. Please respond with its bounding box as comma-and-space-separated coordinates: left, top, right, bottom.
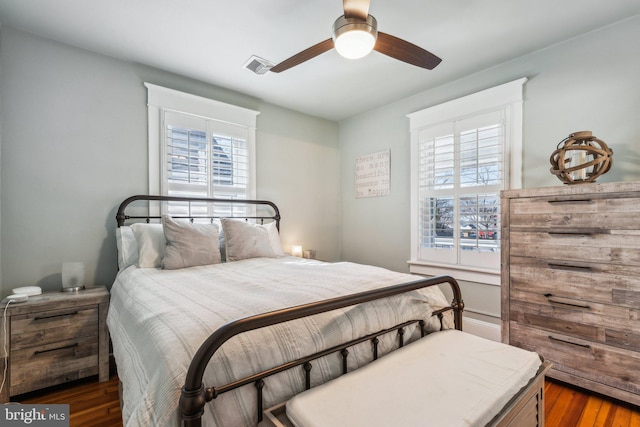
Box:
333, 15, 378, 60
335, 30, 376, 59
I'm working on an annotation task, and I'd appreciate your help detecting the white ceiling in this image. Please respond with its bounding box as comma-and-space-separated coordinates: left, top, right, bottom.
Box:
1, 0, 639, 121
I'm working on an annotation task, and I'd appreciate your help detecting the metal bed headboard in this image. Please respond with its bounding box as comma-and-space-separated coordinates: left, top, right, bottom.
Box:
115, 195, 281, 229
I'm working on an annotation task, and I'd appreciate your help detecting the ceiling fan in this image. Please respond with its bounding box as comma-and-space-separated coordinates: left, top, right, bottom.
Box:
269, 0, 442, 73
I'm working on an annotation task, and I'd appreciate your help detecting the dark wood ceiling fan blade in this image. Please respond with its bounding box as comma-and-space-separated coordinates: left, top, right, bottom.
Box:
374, 32, 442, 70
343, 0, 370, 19
270, 39, 334, 73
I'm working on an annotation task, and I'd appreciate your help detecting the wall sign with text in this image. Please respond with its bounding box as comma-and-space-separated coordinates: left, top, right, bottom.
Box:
355, 149, 390, 198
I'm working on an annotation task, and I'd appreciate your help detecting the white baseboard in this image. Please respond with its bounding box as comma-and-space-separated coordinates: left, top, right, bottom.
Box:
462, 316, 501, 342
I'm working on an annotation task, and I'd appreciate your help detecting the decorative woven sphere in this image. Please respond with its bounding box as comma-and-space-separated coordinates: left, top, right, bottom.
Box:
549, 131, 613, 185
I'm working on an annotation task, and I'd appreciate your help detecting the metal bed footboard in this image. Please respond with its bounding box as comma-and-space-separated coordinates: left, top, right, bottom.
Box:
180, 275, 464, 427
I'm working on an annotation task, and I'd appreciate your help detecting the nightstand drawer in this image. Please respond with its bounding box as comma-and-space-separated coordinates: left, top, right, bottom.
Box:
11, 306, 98, 350
10, 335, 99, 395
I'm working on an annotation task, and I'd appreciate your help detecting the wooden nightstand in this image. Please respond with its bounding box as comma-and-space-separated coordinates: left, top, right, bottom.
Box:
0, 286, 110, 403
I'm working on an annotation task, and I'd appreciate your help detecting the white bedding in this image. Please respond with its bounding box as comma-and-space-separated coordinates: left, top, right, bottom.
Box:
286, 329, 542, 427
107, 257, 453, 427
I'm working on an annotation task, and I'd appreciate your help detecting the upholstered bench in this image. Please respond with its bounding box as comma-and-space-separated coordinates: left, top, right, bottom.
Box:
264, 330, 550, 427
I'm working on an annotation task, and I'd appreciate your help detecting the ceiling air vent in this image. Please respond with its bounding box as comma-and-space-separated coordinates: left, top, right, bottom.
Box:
243, 55, 274, 75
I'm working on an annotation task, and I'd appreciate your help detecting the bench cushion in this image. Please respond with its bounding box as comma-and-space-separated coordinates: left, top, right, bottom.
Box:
286, 329, 541, 427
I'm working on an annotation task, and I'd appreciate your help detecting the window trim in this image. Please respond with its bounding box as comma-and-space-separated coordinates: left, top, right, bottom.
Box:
407, 78, 526, 285
145, 83, 259, 199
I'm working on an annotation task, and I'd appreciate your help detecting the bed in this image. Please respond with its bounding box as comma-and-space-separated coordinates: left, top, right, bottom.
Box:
107, 195, 545, 427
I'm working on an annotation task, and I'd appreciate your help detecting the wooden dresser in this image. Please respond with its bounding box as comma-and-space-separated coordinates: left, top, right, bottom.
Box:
501, 181, 640, 406
0, 286, 110, 402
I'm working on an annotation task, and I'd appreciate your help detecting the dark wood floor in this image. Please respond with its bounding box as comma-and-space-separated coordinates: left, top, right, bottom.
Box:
20, 375, 123, 427
545, 380, 640, 427
16, 375, 640, 426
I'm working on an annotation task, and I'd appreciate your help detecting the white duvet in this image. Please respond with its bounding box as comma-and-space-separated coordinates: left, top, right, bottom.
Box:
107, 257, 452, 427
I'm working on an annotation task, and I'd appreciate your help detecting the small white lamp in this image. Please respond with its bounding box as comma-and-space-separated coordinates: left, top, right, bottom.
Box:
62, 262, 85, 292
292, 245, 303, 257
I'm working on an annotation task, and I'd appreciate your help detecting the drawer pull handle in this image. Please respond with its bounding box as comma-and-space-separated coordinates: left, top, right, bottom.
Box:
548, 336, 591, 349
34, 311, 79, 321
34, 343, 79, 355
547, 263, 593, 272
544, 295, 591, 309
547, 231, 596, 237
547, 199, 593, 204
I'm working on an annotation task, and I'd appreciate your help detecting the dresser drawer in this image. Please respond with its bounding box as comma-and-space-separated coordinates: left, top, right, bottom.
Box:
510, 322, 640, 395
509, 195, 640, 231
510, 231, 640, 266
509, 256, 640, 308
11, 306, 98, 350
509, 296, 637, 351
10, 335, 99, 395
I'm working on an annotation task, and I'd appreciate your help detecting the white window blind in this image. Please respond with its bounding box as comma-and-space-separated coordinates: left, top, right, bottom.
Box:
145, 83, 259, 219
163, 111, 249, 194
408, 78, 525, 284
162, 111, 251, 218
416, 111, 503, 268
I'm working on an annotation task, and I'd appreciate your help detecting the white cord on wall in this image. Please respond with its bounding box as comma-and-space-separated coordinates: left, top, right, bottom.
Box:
0, 299, 14, 395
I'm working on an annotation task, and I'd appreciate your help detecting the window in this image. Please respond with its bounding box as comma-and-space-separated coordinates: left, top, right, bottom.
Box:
145, 83, 259, 217
408, 78, 526, 284
163, 111, 249, 199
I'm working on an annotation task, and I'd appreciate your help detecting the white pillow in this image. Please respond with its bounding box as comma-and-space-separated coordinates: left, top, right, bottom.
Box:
130, 223, 166, 268
162, 216, 222, 269
264, 221, 286, 257
212, 219, 227, 262
221, 218, 276, 261
115, 226, 139, 270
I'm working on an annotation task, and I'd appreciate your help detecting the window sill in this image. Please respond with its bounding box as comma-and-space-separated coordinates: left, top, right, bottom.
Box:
407, 260, 500, 286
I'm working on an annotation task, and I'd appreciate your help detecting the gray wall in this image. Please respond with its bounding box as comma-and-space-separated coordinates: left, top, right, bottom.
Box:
256, 103, 340, 260
0, 27, 339, 295
338, 16, 640, 324
1, 16, 638, 323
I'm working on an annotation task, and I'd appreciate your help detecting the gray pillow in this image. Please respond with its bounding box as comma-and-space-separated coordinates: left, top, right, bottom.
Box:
162, 216, 222, 269
221, 218, 276, 261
